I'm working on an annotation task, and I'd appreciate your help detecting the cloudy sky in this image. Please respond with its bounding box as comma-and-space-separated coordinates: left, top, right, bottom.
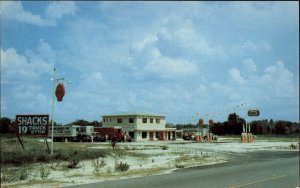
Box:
1, 1, 299, 124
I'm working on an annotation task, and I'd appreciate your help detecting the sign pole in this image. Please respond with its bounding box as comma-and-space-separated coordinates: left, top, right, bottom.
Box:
45, 137, 50, 154
17, 136, 25, 150
50, 68, 67, 157
51, 68, 56, 157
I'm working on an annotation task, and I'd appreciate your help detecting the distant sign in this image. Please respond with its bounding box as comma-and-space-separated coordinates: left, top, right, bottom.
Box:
247, 110, 260, 116
198, 118, 204, 125
16, 114, 49, 136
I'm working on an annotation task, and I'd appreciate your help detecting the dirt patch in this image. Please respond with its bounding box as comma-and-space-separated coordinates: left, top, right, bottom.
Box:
1, 143, 224, 188
2, 140, 296, 188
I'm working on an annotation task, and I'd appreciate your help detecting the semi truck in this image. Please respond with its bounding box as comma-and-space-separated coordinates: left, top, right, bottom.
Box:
49, 125, 95, 142
49, 125, 131, 142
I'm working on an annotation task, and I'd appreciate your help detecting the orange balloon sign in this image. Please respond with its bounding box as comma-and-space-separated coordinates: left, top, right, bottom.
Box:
55, 83, 65, 102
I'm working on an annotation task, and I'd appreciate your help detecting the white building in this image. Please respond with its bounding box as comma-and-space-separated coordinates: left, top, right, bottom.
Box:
102, 112, 177, 141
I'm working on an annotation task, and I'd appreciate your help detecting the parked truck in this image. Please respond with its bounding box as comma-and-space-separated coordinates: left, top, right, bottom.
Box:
93, 127, 131, 142
49, 125, 95, 142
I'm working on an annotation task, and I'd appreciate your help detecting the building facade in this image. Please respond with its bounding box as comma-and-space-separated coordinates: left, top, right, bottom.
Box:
102, 112, 176, 141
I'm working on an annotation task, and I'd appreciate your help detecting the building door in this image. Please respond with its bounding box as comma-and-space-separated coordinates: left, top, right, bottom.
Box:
149, 132, 154, 141
129, 132, 134, 140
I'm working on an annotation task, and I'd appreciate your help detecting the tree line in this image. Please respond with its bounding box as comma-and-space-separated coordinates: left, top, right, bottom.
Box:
1, 114, 299, 135
168, 113, 299, 136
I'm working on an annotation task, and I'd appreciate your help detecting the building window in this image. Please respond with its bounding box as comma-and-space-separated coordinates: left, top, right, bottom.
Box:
156, 119, 160, 124
128, 117, 134, 123
150, 118, 153, 123
103, 118, 106, 123
142, 118, 147, 123
142, 132, 147, 139
117, 118, 123, 123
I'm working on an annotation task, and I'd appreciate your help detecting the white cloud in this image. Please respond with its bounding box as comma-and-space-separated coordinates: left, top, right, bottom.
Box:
1, 48, 37, 83
0, 1, 49, 26
45, 1, 77, 20
229, 68, 246, 85
145, 48, 197, 78
2, 2, 298, 123
1, 39, 54, 84
132, 34, 158, 52
0, 1, 78, 26
36, 39, 57, 63
258, 61, 297, 98
0, 47, 52, 116
157, 22, 225, 57
242, 58, 257, 72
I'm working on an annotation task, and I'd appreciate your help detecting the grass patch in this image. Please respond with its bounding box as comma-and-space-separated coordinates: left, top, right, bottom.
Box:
1, 137, 108, 168
253, 135, 299, 142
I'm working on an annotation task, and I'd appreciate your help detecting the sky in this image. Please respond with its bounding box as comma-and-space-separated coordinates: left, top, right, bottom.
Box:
1, 1, 299, 124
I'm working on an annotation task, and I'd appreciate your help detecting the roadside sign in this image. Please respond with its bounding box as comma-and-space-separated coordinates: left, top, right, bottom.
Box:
247, 110, 260, 116
198, 118, 204, 125
16, 114, 49, 136
55, 83, 65, 102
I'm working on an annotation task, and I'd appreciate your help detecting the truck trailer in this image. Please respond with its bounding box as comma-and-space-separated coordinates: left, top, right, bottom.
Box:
49, 125, 95, 142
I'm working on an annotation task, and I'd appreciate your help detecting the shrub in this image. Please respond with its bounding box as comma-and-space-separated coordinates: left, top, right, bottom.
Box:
289, 143, 298, 149
39, 165, 50, 179
161, 145, 168, 150
175, 164, 185, 168
67, 151, 80, 168
111, 139, 117, 150
36, 153, 50, 163
92, 159, 106, 173
1, 167, 29, 182
115, 161, 130, 172
18, 167, 29, 180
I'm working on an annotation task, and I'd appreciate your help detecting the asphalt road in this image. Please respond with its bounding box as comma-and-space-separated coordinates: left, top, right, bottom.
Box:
68, 151, 299, 188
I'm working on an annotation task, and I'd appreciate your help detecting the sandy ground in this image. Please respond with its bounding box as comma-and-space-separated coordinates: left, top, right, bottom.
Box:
1, 140, 298, 188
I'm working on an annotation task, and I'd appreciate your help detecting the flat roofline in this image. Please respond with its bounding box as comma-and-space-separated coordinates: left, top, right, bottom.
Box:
102, 112, 166, 118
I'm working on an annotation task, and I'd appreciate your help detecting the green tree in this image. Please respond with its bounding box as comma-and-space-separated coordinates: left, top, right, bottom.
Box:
68, 119, 90, 126
274, 121, 287, 136
0, 117, 12, 133
89, 120, 101, 127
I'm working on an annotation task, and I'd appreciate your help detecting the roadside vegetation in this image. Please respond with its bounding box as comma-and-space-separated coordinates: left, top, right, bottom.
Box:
1, 116, 298, 185
1, 135, 107, 166
0, 134, 109, 183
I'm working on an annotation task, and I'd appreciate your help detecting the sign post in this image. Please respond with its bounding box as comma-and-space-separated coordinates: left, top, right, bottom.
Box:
245, 109, 260, 143
50, 68, 67, 157
197, 118, 204, 143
